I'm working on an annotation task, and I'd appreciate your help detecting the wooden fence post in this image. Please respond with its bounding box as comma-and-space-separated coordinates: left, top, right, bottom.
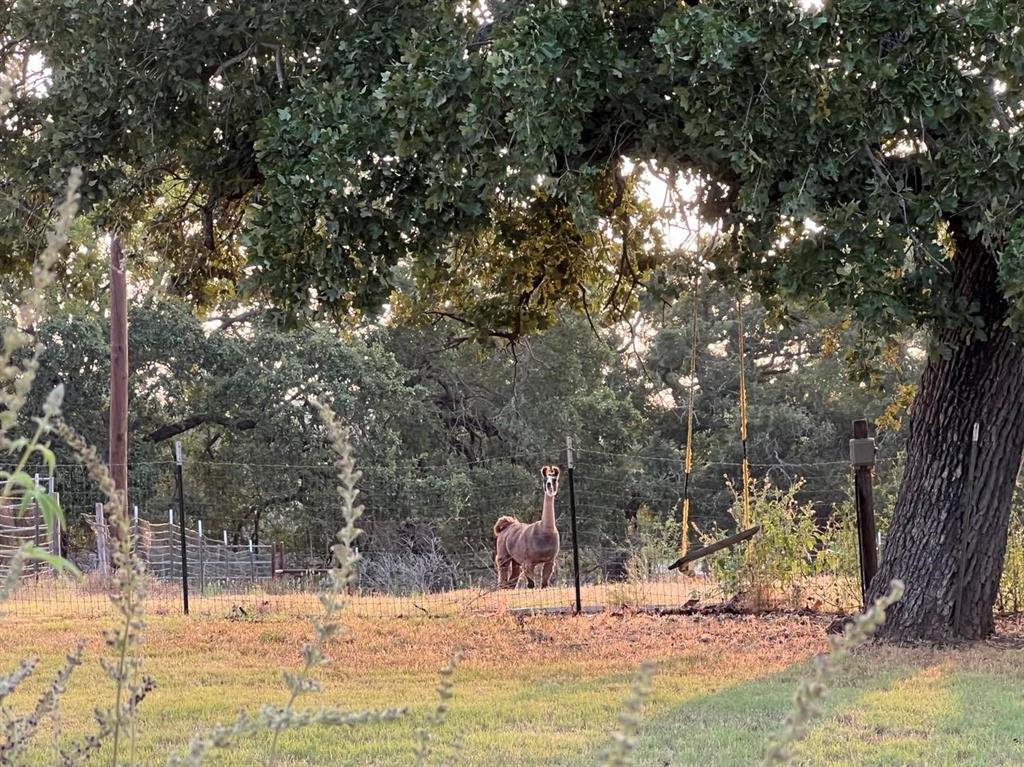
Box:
95, 503, 110, 579
51, 491, 61, 560
109, 236, 129, 514
198, 519, 206, 594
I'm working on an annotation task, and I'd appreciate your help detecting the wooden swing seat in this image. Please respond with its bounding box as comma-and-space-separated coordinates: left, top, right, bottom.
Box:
667, 525, 760, 571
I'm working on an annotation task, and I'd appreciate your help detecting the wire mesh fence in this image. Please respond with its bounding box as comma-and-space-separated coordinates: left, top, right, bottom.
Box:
1, 495, 58, 582
0, 445, 882, 619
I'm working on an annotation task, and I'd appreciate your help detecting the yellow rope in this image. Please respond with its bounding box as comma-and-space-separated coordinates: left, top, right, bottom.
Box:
736, 297, 751, 530
680, 275, 700, 556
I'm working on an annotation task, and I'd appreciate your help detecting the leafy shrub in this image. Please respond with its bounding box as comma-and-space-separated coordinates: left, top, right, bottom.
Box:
606, 506, 681, 610
699, 479, 837, 610
999, 507, 1024, 614
359, 536, 464, 595
626, 505, 681, 579
813, 501, 867, 610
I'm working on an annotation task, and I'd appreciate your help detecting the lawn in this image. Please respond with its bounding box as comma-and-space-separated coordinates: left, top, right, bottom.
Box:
1, 609, 1022, 766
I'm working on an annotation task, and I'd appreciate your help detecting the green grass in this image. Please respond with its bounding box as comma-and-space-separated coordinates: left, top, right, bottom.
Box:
1, 613, 1022, 766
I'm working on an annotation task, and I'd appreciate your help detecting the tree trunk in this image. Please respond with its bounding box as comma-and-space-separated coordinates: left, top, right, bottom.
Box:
869, 234, 1024, 642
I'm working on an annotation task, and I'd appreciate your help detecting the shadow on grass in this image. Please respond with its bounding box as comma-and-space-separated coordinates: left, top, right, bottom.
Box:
936, 667, 1024, 766
794, 649, 1024, 767
569, 656, 920, 767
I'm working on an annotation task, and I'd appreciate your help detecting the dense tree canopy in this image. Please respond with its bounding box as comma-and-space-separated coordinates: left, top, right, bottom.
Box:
4, 1, 1020, 346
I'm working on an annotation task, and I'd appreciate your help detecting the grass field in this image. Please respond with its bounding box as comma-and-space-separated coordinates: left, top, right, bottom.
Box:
2, 608, 1023, 766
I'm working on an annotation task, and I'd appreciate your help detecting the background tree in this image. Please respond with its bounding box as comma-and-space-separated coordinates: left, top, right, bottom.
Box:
7, 268, 910, 585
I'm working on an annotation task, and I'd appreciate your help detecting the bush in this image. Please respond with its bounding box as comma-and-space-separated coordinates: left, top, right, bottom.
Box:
814, 501, 868, 610
359, 536, 464, 595
999, 508, 1024, 614
699, 479, 841, 610
605, 506, 685, 610
626, 505, 681, 579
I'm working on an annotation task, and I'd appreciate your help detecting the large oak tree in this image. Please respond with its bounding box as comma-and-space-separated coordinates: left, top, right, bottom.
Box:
4, 0, 1023, 639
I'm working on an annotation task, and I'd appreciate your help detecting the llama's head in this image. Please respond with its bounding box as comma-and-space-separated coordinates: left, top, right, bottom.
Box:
541, 465, 560, 497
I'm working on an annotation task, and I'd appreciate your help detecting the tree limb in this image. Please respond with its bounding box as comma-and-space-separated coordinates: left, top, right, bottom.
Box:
146, 413, 258, 443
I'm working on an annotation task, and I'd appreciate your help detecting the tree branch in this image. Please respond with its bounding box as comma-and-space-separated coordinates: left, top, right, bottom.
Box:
146, 413, 258, 443
210, 309, 262, 333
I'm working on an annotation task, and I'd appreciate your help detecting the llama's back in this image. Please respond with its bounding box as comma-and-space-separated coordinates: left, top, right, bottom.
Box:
493, 515, 518, 537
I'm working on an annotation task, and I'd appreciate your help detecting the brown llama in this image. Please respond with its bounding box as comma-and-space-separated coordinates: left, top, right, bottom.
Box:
493, 466, 560, 589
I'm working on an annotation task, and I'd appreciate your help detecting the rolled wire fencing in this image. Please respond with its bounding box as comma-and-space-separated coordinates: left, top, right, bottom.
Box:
0, 445, 878, 619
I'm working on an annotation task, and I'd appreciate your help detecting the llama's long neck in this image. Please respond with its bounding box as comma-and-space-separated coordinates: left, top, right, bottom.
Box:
540, 493, 556, 532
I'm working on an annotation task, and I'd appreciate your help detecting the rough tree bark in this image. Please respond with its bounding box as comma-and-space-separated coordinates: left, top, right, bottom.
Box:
869, 230, 1024, 642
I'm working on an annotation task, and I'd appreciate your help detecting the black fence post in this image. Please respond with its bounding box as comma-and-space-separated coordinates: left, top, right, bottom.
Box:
850, 419, 878, 606
566, 436, 582, 615
174, 441, 190, 615
52, 491, 61, 560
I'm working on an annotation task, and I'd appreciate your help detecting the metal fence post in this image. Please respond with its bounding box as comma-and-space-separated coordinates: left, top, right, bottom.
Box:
174, 441, 189, 615
850, 419, 878, 606
48, 474, 60, 561
566, 436, 582, 615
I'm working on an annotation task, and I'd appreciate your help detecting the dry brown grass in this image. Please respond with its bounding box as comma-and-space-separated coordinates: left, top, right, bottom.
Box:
0, 609, 834, 675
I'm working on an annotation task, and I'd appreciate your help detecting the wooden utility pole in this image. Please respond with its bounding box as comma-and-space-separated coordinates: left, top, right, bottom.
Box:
850, 419, 878, 605
109, 237, 129, 511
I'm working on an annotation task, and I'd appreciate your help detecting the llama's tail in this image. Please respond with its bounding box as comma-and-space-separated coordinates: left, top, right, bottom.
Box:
493, 515, 518, 537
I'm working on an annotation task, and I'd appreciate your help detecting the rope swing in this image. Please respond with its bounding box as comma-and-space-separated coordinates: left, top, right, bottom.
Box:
736, 297, 752, 530
668, 288, 760, 573
679, 274, 700, 557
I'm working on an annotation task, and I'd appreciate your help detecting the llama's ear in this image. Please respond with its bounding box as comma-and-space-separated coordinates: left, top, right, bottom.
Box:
540, 465, 550, 476
551, 465, 560, 477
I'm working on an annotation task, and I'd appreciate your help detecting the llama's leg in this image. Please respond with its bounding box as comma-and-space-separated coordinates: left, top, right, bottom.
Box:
509, 560, 522, 589
522, 562, 536, 589
540, 561, 555, 588
496, 556, 509, 589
